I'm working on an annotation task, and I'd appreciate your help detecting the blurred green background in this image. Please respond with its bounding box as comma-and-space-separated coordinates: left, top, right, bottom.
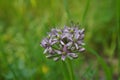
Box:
0, 0, 119, 80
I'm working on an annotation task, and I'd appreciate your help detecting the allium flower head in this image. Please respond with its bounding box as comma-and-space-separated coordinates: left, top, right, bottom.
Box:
40, 24, 85, 61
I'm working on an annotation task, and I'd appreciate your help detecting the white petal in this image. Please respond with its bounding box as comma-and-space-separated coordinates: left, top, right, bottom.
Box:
55, 50, 62, 54
80, 28, 85, 34
53, 57, 59, 61
79, 48, 85, 52
46, 55, 52, 58
44, 48, 48, 54
77, 41, 85, 45
61, 55, 66, 61
60, 40, 65, 45
75, 43, 79, 49
77, 41, 82, 44
51, 40, 57, 45
81, 43, 85, 45
62, 33, 69, 39
68, 53, 78, 58
75, 32, 79, 39
80, 34, 84, 39
67, 34, 73, 40
48, 47, 53, 53
71, 47, 75, 50
49, 38, 52, 43
66, 42, 73, 47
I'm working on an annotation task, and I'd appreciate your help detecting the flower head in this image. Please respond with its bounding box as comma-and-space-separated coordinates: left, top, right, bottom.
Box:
40, 24, 85, 61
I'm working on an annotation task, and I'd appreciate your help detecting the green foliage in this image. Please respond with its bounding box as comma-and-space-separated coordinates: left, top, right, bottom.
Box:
0, 0, 118, 80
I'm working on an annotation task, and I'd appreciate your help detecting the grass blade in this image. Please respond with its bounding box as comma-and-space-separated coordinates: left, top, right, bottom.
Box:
85, 45, 112, 80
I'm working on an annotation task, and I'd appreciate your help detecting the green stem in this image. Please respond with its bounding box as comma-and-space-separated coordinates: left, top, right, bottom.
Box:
63, 0, 71, 20
81, 0, 90, 26
116, 0, 120, 77
61, 59, 75, 80
61, 61, 70, 80
67, 59, 75, 80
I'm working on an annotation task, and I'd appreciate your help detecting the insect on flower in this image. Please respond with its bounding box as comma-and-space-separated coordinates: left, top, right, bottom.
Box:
40, 23, 85, 61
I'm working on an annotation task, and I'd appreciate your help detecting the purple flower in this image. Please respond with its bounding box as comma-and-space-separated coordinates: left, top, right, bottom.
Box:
70, 28, 85, 50
41, 38, 57, 54
40, 24, 85, 61
54, 45, 78, 61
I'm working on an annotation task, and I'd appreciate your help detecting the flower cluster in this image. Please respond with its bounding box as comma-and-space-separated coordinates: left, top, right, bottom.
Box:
40, 25, 85, 61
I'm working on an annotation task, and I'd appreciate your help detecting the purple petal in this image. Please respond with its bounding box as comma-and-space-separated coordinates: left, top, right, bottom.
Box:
79, 34, 84, 39
61, 33, 70, 39
51, 28, 60, 34
74, 27, 79, 32
51, 29, 57, 34
63, 27, 69, 33
61, 34, 66, 39
61, 55, 66, 61
63, 45, 67, 52
77, 41, 82, 44
74, 32, 79, 39
51, 40, 58, 45
77, 41, 85, 45
49, 38, 52, 43
55, 50, 62, 54
48, 47, 53, 53
63, 26, 70, 33
67, 35, 73, 41
41, 38, 48, 48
